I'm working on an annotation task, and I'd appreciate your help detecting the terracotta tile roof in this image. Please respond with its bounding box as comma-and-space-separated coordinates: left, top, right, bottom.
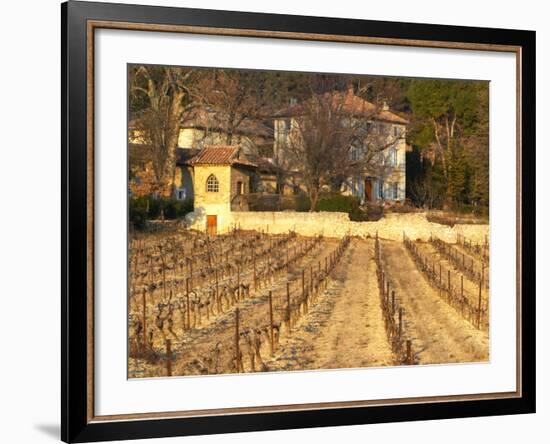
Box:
274, 90, 409, 125
375, 109, 409, 125
188, 145, 257, 168
190, 145, 237, 164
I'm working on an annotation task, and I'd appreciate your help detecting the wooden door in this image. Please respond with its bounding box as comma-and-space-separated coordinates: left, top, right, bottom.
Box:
365, 179, 373, 202
206, 215, 217, 236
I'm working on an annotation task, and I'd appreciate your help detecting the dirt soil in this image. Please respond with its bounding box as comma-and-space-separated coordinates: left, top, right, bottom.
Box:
266, 239, 393, 371
381, 241, 489, 365
415, 242, 489, 307
129, 235, 490, 378
130, 237, 345, 377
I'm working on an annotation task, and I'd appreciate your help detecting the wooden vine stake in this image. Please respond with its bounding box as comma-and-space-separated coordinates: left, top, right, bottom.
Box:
398, 307, 403, 342
165, 339, 172, 377
185, 277, 190, 330
235, 308, 240, 373
460, 275, 464, 316
253, 253, 257, 290
215, 268, 219, 311
189, 258, 193, 289
142, 289, 147, 350
301, 270, 306, 313
447, 269, 451, 302
406, 339, 413, 365
286, 282, 291, 333
237, 265, 241, 300
477, 280, 483, 329
268, 291, 274, 355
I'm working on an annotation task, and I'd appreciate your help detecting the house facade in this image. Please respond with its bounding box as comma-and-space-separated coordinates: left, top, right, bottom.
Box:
183, 145, 258, 234
273, 88, 408, 204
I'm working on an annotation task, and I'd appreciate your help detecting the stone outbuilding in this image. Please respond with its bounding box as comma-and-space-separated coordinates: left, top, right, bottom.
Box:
184, 145, 257, 235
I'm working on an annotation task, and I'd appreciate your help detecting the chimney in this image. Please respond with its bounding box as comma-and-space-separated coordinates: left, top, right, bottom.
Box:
382, 101, 390, 111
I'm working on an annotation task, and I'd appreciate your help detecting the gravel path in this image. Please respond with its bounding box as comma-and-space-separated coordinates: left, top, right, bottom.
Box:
266, 239, 393, 371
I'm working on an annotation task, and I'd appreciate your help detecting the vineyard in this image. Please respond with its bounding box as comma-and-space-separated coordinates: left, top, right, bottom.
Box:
128, 228, 490, 378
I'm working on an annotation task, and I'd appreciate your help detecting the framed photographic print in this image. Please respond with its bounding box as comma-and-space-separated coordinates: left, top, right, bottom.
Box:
61, 1, 535, 442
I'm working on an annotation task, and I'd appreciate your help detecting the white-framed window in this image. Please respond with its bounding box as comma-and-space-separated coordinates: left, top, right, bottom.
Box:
393, 126, 402, 137
206, 174, 219, 192
388, 147, 398, 166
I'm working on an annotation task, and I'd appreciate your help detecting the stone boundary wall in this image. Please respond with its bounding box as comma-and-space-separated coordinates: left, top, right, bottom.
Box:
229, 211, 489, 243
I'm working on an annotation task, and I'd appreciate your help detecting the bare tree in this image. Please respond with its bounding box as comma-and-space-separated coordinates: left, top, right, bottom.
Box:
129, 66, 196, 196
191, 70, 267, 145
284, 88, 401, 210
284, 93, 349, 210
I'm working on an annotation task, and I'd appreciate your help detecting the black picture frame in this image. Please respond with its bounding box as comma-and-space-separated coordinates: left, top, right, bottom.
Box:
61, 1, 536, 442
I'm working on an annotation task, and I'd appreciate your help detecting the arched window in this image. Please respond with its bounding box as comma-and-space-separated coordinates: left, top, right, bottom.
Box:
206, 174, 219, 192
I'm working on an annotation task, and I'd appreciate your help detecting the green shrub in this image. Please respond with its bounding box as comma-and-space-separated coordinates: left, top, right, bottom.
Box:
147, 197, 162, 220
163, 198, 194, 219
295, 194, 311, 212
129, 196, 149, 229
315, 193, 381, 221
316, 193, 358, 213
129, 196, 194, 229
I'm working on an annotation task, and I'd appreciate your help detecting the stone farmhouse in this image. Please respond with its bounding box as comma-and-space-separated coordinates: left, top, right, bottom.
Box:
273, 87, 408, 204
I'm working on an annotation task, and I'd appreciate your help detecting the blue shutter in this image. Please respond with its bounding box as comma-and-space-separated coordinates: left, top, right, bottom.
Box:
358, 179, 365, 203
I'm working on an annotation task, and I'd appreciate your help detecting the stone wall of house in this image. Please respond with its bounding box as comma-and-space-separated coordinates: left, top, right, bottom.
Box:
230, 166, 256, 211
189, 165, 232, 232
228, 211, 489, 243
231, 166, 253, 196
